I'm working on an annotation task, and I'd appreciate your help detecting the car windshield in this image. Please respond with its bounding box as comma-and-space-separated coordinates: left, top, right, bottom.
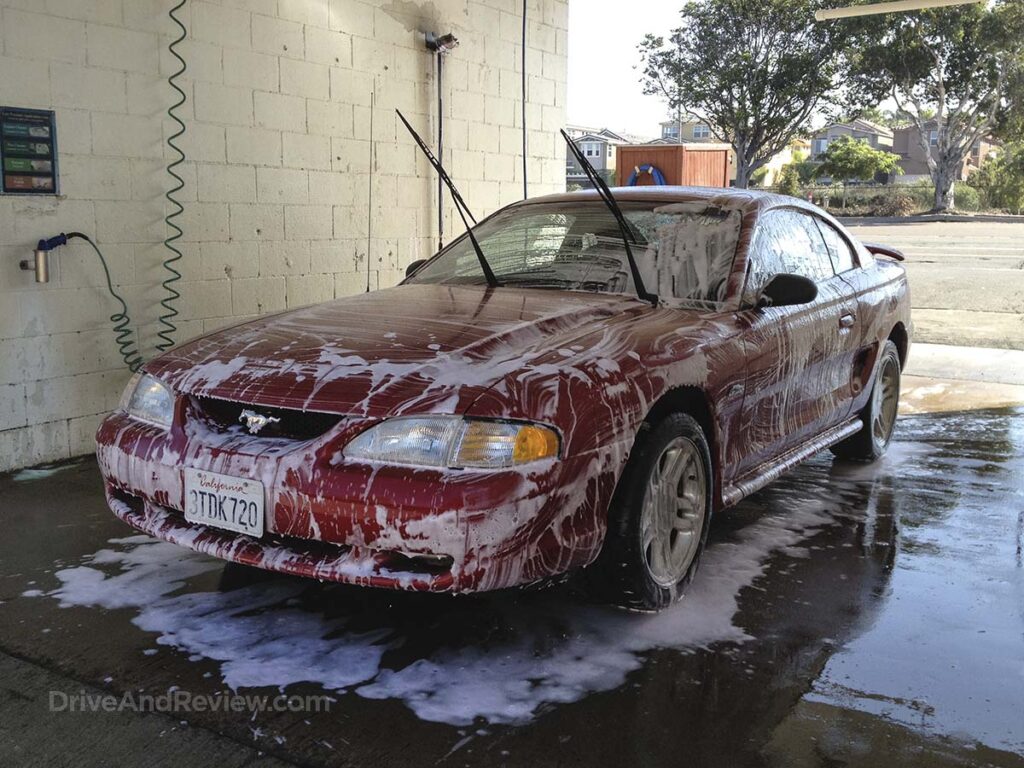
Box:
406, 200, 744, 308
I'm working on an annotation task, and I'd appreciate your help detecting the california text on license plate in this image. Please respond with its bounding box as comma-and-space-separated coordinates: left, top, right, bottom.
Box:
184, 468, 265, 537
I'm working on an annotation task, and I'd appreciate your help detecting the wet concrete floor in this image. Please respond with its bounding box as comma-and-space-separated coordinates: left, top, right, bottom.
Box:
1, 407, 1022, 767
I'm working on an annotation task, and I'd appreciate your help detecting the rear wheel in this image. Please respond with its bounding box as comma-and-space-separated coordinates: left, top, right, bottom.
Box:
594, 413, 713, 611
832, 340, 901, 462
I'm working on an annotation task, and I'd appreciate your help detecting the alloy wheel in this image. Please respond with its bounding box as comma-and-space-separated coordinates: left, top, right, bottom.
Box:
639, 436, 708, 587
872, 355, 900, 447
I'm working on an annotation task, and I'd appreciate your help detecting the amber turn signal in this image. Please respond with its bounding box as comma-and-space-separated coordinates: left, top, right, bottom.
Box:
512, 424, 560, 463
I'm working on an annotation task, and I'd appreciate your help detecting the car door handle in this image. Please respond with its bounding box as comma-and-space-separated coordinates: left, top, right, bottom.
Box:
839, 313, 856, 329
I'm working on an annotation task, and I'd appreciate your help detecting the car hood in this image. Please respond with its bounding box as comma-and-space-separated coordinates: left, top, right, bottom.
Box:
146, 283, 653, 418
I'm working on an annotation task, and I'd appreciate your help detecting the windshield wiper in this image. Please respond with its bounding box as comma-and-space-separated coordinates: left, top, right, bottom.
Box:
560, 129, 657, 306
396, 110, 499, 288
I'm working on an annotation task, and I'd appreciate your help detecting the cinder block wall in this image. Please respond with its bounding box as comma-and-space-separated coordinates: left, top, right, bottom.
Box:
0, 0, 568, 471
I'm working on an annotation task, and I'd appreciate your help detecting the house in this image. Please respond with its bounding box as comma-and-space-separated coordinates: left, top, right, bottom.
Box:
656, 119, 810, 186
564, 125, 652, 189
657, 119, 737, 182
659, 118, 717, 143
892, 122, 999, 182
810, 119, 894, 159
754, 137, 811, 187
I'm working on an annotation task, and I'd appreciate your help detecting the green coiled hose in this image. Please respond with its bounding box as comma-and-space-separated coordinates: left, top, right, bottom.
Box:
156, 0, 188, 352
66, 232, 144, 373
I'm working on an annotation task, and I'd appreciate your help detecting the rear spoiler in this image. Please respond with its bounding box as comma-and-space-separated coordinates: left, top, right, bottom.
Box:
863, 242, 905, 261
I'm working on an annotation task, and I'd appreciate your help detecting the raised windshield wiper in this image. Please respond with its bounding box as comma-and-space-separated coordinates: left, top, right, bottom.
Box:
396, 110, 499, 288
559, 129, 657, 306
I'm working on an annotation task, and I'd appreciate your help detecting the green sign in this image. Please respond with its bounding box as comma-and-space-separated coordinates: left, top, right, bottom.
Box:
0, 107, 58, 195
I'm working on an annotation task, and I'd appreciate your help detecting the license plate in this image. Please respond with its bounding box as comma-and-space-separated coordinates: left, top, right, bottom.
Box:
184, 468, 264, 537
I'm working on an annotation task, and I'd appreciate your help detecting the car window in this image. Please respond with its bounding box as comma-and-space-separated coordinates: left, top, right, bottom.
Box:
408, 201, 743, 309
815, 219, 856, 273
745, 209, 834, 302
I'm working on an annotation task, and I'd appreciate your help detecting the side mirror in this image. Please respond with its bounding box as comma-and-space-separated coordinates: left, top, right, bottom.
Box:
405, 259, 427, 278
757, 273, 817, 308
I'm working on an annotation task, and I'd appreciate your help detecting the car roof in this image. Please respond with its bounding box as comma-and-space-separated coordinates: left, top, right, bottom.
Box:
519, 185, 821, 217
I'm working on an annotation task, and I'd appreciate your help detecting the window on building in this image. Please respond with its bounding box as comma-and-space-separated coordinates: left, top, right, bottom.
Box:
662, 124, 680, 139
814, 138, 829, 155
929, 129, 939, 146
582, 142, 601, 158
693, 124, 710, 139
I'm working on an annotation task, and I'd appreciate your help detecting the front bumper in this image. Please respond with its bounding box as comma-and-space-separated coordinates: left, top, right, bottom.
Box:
96, 404, 617, 593
105, 487, 459, 591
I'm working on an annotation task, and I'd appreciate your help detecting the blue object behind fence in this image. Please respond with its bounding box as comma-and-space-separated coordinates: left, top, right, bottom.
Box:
626, 163, 667, 186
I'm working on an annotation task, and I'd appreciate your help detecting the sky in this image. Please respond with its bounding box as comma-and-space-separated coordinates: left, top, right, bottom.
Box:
566, 0, 685, 139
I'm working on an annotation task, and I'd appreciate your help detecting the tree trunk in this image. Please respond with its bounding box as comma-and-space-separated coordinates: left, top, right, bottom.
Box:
734, 145, 750, 189
932, 163, 956, 212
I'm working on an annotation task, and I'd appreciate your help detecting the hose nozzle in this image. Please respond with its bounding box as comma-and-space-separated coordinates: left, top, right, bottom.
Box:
19, 233, 68, 283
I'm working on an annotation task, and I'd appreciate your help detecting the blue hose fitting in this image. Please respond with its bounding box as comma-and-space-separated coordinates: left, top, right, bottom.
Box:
35, 233, 68, 252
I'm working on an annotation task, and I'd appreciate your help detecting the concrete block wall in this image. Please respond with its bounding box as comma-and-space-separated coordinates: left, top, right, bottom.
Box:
0, 0, 568, 472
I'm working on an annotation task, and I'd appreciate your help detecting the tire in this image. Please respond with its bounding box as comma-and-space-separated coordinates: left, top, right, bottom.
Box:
593, 413, 713, 612
831, 339, 901, 462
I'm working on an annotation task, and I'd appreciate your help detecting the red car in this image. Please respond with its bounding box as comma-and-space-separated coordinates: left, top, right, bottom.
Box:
96, 187, 910, 611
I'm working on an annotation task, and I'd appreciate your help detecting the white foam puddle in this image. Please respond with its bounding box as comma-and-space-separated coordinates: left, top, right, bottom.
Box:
12, 464, 75, 482
32, 503, 836, 727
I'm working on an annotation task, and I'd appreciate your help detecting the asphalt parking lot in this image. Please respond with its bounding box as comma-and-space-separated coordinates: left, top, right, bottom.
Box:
844, 219, 1024, 351
2, 391, 1022, 767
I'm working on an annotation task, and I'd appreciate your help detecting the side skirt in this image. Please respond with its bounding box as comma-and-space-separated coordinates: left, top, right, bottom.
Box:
722, 418, 863, 508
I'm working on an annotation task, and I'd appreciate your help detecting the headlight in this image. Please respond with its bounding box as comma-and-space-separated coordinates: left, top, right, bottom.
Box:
343, 416, 559, 469
119, 372, 174, 429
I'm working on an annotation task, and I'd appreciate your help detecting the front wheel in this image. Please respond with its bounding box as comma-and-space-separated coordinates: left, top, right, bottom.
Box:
832, 339, 901, 462
594, 413, 713, 612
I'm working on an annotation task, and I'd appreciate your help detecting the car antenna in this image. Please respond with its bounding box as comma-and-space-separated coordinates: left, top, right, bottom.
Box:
396, 110, 499, 288
559, 129, 657, 306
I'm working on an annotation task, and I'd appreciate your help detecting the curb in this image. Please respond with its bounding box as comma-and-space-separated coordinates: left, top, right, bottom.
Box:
839, 213, 1024, 225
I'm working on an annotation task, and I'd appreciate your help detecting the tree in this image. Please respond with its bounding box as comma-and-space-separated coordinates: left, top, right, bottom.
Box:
993, 68, 1024, 144
845, 2, 1024, 211
639, 0, 851, 188
750, 167, 771, 187
815, 136, 902, 208
776, 164, 801, 197
970, 144, 1024, 214
840, 106, 922, 130
817, 136, 903, 182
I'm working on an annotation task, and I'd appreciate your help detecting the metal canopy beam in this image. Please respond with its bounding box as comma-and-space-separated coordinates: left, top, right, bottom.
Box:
815, 0, 981, 21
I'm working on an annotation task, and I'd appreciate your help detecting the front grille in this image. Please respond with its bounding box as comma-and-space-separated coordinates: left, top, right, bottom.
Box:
190, 396, 344, 441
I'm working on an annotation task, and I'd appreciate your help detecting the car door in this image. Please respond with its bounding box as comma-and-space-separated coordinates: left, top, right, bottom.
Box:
820, 221, 901, 412
734, 208, 859, 477
784, 211, 863, 440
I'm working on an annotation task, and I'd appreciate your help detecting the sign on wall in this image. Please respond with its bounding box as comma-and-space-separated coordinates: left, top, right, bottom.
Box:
1, 107, 59, 195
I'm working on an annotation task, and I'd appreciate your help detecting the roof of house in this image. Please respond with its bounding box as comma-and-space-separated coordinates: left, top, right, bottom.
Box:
568, 127, 653, 145
814, 118, 894, 138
